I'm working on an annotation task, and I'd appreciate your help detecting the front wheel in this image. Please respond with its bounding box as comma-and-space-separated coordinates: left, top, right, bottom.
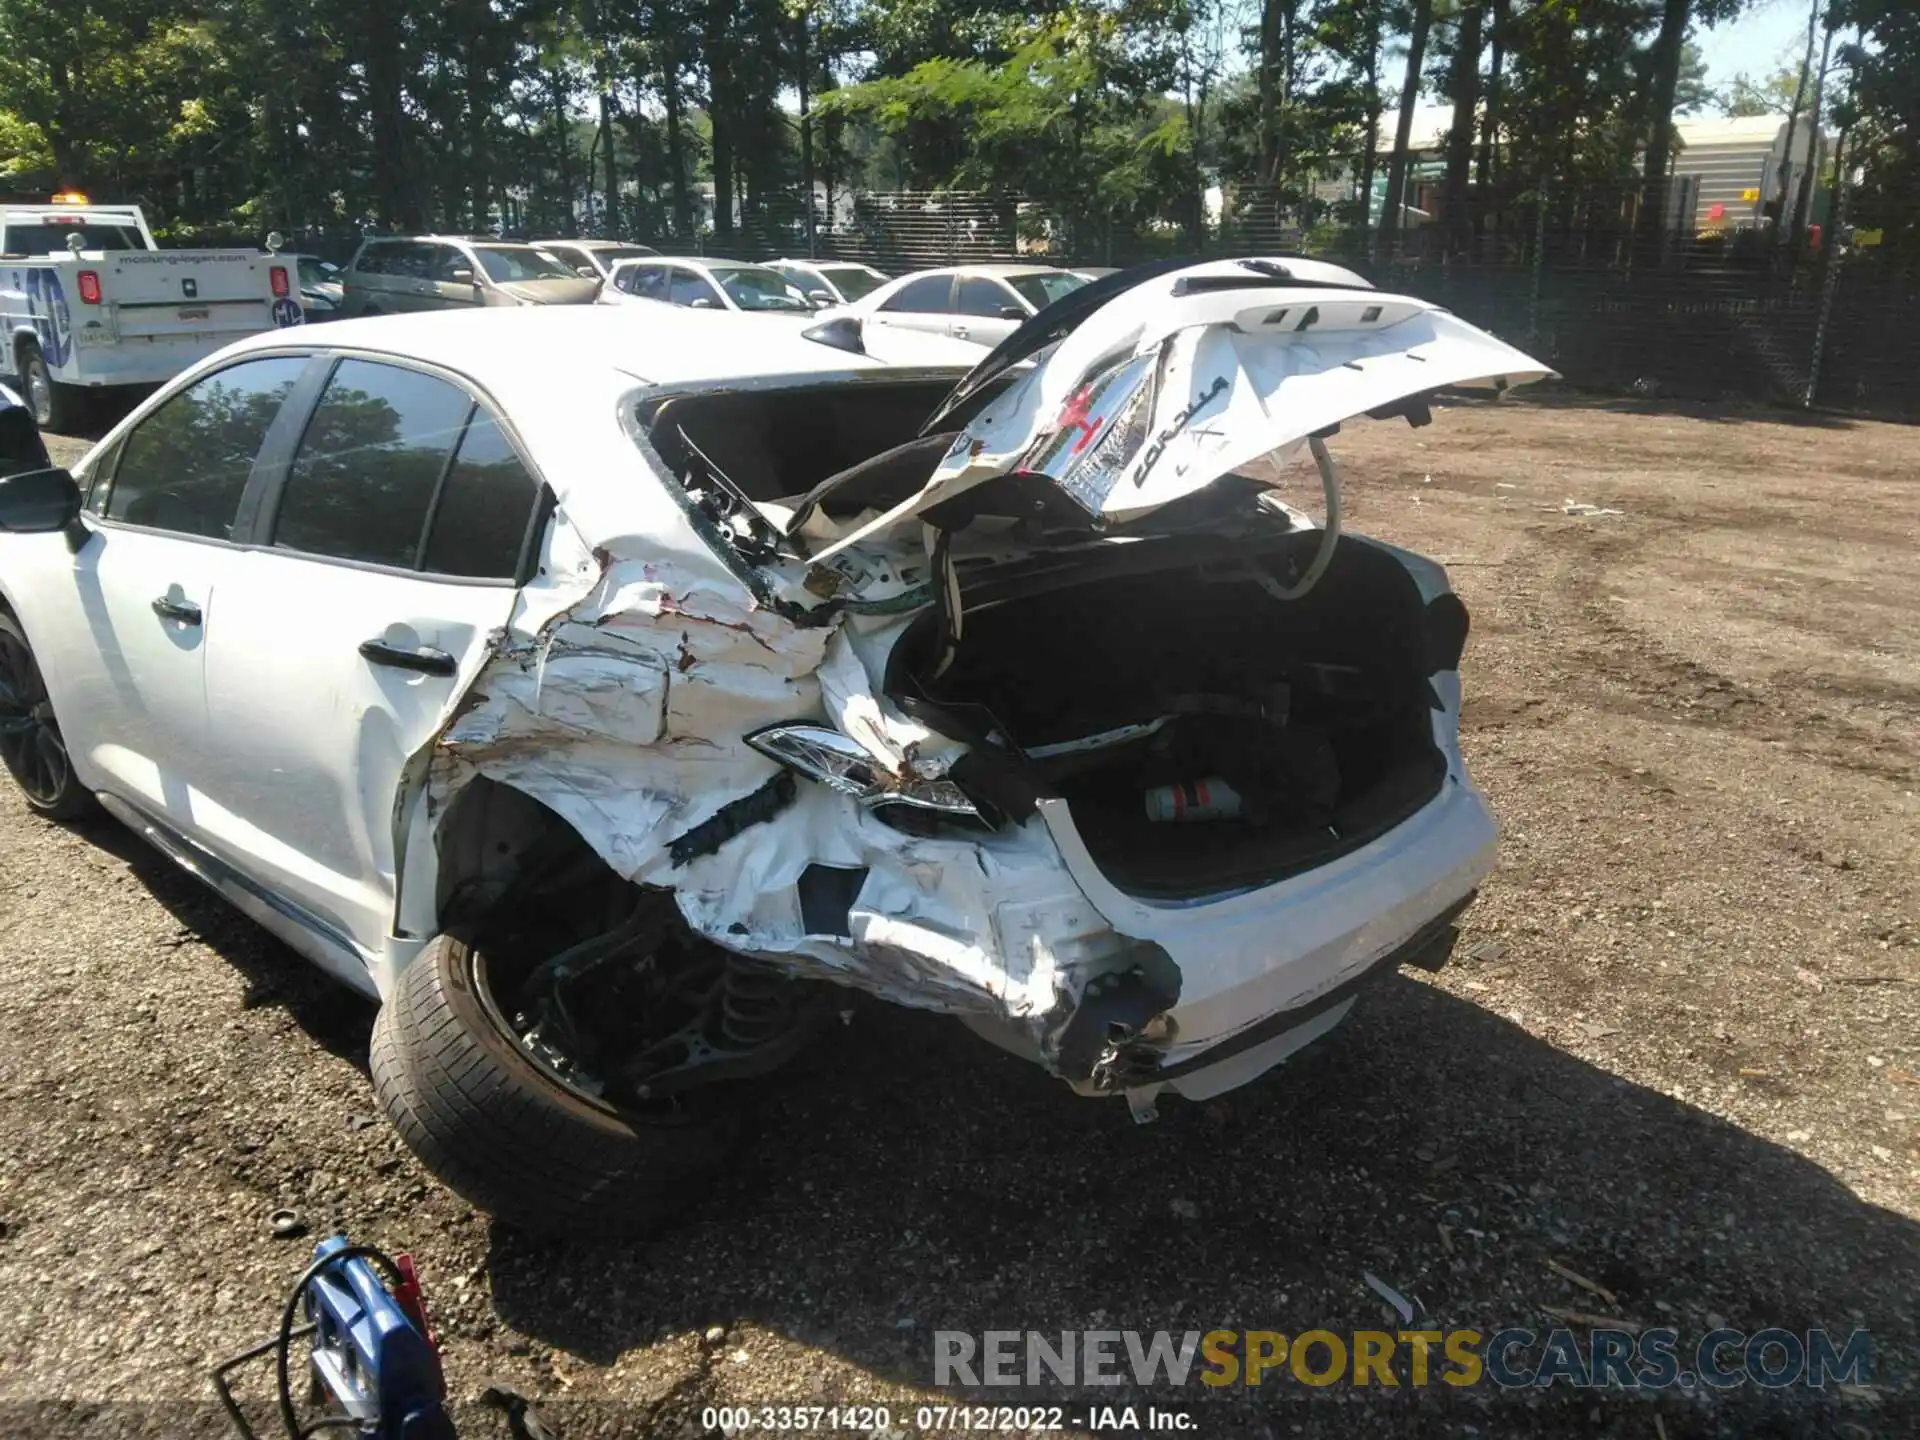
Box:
371, 933, 743, 1237
0, 612, 92, 819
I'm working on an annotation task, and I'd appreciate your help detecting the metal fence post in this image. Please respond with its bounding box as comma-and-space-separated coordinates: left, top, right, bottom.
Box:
1804, 152, 1850, 409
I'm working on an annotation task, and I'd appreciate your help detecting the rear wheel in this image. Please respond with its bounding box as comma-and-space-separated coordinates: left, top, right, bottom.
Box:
372, 905, 825, 1237
0, 613, 91, 819
17, 341, 79, 433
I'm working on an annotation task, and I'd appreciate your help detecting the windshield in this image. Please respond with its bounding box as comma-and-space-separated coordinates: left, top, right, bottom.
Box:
296, 258, 338, 286
714, 265, 810, 311
473, 246, 577, 282
5, 223, 145, 255
1006, 271, 1088, 311
821, 266, 886, 301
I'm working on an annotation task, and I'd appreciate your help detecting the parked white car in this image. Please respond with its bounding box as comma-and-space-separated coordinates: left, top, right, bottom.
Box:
0, 260, 1549, 1236
845, 263, 1090, 347
601, 256, 812, 313
765, 258, 890, 307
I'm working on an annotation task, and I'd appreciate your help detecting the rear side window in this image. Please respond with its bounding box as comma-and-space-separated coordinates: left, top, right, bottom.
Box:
104, 356, 307, 539
956, 277, 1017, 317
881, 275, 954, 313
618, 264, 666, 299
273, 359, 471, 568
421, 413, 541, 579
669, 268, 721, 307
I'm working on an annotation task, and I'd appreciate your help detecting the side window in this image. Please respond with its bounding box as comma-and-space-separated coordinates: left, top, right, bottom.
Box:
352, 243, 388, 276
103, 356, 308, 539
395, 243, 436, 280
421, 411, 541, 580
956, 277, 1018, 318
544, 245, 586, 271
272, 359, 472, 568
881, 275, 955, 313
430, 245, 474, 283
622, 265, 666, 299
668, 268, 721, 307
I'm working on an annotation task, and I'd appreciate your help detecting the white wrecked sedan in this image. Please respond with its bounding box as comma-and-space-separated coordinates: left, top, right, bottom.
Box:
0, 260, 1549, 1235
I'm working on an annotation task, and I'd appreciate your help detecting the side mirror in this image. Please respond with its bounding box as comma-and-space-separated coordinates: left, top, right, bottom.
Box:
807, 289, 834, 307
449, 267, 475, 286
0, 467, 85, 550
576, 265, 598, 279
689, 297, 716, 310
998, 304, 1026, 321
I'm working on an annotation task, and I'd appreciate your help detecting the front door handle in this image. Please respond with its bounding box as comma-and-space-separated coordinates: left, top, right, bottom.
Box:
952, 324, 969, 339
151, 595, 202, 625
359, 638, 456, 677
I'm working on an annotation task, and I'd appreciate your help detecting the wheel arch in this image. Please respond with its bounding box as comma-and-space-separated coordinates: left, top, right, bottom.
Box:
402, 773, 621, 947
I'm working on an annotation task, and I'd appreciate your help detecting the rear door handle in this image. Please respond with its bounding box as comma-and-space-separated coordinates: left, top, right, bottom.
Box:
151, 596, 202, 625
359, 638, 456, 677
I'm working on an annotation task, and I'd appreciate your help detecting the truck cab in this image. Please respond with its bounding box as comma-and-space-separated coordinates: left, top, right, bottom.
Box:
0, 194, 301, 430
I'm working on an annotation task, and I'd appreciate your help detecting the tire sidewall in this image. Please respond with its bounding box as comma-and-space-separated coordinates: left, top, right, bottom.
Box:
428, 933, 667, 1139
18, 342, 54, 430
0, 610, 87, 818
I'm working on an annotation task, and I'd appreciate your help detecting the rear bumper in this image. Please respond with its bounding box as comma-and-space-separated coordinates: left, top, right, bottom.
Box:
1035, 764, 1497, 1089
1153, 893, 1470, 1101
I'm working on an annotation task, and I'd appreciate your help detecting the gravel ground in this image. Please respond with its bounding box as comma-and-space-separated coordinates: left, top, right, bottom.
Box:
2, 398, 1915, 1439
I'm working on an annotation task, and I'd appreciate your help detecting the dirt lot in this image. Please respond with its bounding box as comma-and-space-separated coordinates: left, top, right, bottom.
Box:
2, 396, 1916, 1439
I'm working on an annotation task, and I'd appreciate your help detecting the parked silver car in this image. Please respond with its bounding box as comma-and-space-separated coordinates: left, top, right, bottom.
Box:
531, 238, 661, 280
341, 236, 600, 315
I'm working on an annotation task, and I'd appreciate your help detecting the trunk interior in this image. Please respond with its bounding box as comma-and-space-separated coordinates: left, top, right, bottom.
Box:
892, 535, 1452, 900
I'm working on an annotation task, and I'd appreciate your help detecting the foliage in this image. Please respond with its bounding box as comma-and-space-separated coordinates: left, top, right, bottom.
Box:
0, 0, 1905, 263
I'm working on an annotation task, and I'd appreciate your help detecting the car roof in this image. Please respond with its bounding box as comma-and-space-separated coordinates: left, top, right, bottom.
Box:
939, 263, 1067, 278
213, 305, 962, 392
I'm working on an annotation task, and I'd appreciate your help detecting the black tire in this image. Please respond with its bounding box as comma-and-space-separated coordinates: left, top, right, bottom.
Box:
0, 611, 92, 819
17, 340, 79, 433
371, 934, 740, 1237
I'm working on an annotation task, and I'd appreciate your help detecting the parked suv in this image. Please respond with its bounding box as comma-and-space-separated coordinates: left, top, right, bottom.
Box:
342, 236, 600, 315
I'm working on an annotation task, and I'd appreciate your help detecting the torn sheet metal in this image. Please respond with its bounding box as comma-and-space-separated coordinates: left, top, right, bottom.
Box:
425, 540, 1147, 1065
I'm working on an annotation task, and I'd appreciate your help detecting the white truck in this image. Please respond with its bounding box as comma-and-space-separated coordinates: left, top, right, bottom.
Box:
0, 196, 304, 430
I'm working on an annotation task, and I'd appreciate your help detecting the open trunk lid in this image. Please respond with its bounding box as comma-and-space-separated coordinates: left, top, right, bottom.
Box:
812, 257, 1553, 560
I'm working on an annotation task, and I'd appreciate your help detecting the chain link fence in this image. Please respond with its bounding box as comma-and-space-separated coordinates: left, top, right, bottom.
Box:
643, 183, 1916, 422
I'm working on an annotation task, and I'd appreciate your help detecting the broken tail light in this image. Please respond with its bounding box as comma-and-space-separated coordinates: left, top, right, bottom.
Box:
77, 271, 101, 305
746, 723, 983, 819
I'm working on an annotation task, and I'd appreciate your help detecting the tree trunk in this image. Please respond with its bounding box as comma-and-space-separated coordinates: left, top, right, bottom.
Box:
1772, 0, 1818, 259
1256, 0, 1283, 187
1379, 0, 1434, 260
551, 74, 575, 235
1790, 17, 1834, 260
464, 7, 491, 233
707, 0, 735, 239
797, 13, 816, 256
660, 42, 692, 239
596, 61, 620, 237
1477, 0, 1508, 190
1444, 1, 1485, 256
1639, 0, 1692, 249
365, 11, 413, 229
1355, 0, 1382, 256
